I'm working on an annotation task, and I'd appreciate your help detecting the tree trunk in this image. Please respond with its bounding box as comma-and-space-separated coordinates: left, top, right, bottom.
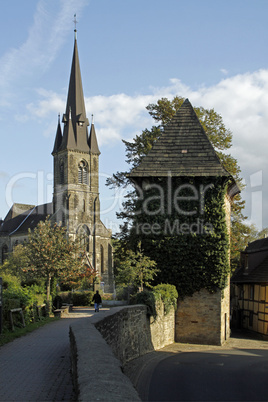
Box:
46, 275, 51, 313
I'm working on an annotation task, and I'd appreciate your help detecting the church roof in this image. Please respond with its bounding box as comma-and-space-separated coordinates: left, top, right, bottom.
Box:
0, 203, 52, 236
129, 99, 230, 179
52, 116, 63, 155
55, 36, 90, 153
88, 123, 100, 155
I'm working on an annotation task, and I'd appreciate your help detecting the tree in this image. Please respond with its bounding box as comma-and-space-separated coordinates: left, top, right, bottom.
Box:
18, 218, 84, 305
107, 96, 247, 272
115, 241, 158, 299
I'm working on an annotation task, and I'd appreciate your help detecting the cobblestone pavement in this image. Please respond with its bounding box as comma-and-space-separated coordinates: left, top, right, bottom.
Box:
0, 307, 100, 402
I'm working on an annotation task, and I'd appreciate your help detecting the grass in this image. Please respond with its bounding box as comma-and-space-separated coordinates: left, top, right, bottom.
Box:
0, 317, 59, 347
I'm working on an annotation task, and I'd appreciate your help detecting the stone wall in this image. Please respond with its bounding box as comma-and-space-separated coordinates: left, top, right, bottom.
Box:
95, 303, 175, 365
69, 304, 175, 401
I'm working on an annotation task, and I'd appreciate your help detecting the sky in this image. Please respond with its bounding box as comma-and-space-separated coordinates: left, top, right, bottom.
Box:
1, 0, 268, 233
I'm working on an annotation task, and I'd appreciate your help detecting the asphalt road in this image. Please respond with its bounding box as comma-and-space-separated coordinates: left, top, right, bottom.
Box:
128, 333, 268, 402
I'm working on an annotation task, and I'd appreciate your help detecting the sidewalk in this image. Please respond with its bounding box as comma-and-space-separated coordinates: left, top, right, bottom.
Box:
0, 307, 98, 401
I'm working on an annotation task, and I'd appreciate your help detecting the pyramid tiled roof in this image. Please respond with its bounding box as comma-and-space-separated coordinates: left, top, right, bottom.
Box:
129, 99, 230, 178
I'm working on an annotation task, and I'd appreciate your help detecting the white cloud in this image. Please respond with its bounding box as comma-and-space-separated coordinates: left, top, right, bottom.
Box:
27, 69, 268, 174
0, 0, 89, 100
27, 89, 65, 118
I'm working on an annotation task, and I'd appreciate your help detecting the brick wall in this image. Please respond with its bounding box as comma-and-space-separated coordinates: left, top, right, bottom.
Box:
175, 286, 230, 345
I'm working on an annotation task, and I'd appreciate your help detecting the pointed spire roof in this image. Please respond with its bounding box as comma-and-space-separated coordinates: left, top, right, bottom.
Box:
60, 107, 77, 150
88, 120, 100, 155
129, 99, 230, 178
52, 114, 63, 154
59, 35, 90, 153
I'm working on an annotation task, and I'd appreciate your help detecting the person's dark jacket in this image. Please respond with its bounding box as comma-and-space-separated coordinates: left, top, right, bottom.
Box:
92, 292, 102, 304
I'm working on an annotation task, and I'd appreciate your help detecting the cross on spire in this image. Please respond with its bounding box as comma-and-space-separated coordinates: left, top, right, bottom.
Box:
73, 14, 78, 29
73, 14, 78, 39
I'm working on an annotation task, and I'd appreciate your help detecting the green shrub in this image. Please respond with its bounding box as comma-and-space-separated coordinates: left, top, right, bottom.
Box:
71, 291, 94, 306
115, 285, 137, 301
130, 290, 157, 318
2, 278, 46, 329
153, 284, 178, 314
130, 284, 178, 319
56, 291, 73, 304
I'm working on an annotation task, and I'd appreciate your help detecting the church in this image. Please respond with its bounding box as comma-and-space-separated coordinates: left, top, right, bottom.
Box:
0, 31, 114, 293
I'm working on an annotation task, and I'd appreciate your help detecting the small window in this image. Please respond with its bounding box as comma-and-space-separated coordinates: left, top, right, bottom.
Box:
60, 163, 64, 184
249, 311, 253, 327
78, 161, 88, 184
100, 245, 104, 273
250, 285, 254, 301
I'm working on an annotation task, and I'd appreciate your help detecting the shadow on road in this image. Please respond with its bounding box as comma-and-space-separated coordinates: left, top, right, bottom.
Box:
125, 331, 268, 401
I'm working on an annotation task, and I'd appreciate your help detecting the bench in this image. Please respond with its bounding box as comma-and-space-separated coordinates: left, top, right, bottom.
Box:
53, 304, 73, 318
62, 303, 73, 312
9, 308, 25, 331
36, 304, 47, 319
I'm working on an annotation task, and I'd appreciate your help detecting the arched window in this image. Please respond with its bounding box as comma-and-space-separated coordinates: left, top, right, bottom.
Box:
60, 163, 64, 184
77, 225, 90, 252
100, 245, 104, 273
2, 244, 8, 262
78, 161, 88, 184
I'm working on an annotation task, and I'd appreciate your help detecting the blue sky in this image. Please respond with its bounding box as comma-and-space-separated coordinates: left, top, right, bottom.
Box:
1, 0, 268, 232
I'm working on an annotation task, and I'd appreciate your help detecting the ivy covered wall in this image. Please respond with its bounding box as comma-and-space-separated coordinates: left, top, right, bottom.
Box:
130, 176, 230, 298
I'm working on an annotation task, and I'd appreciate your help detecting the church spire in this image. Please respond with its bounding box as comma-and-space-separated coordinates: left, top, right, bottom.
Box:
59, 34, 90, 153
89, 116, 101, 155
52, 114, 63, 154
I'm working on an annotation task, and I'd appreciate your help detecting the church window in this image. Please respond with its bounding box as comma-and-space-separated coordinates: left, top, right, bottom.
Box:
108, 244, 112, 274
77, 225, 90, 252
78, 161, 88, 184
60, 163, 64, 184
2, 244, 8, 262
100, 245, 104, 273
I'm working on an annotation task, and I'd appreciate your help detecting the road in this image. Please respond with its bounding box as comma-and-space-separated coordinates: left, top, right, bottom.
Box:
127, 332, 268, 402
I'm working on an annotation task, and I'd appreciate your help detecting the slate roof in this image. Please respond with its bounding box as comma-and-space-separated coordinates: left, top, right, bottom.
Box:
88, 123, 100, 155
232, 257, 268, 284
244, 237, 268, 254
129, 99, 231, 178
232, 237, 268, 284
52, 36, 100, 155
0, 203, 52, 237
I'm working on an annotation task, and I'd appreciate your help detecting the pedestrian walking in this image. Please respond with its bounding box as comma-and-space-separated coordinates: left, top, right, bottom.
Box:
92, 290, 102, 312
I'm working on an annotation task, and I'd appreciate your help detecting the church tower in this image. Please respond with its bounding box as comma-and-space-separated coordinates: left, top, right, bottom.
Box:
52, 31, 114, 292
